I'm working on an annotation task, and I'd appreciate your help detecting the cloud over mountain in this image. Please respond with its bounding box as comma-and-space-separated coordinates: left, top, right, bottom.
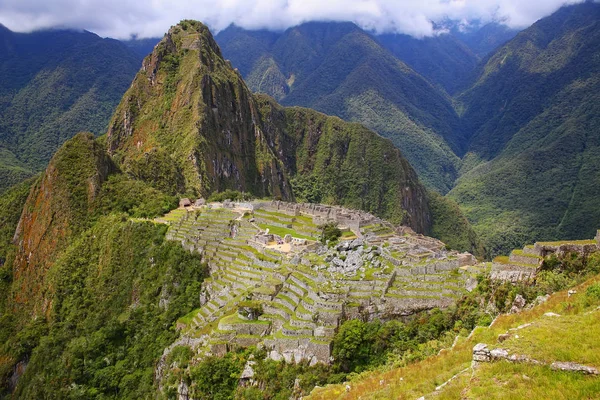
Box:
0, 0, 587, 39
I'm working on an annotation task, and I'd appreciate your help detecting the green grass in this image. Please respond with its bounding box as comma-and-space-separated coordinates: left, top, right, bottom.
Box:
536, 239, 596, 246
511, 249, 541, 258
492, 312, 600, 366
219, 313, 270, 325
463, 362, 600, 399
257, 223, 315, 240
178, 308, 202, 325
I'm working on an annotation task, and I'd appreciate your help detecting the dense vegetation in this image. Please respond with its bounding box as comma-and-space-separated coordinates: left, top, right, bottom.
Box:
216, 22, 462, 193
0, 133, 207, 398
2, 216, 207, 398
0, 178, 33, 265
450, 2, 600, 257
0, 26, 141, 193
426, 191, 484, 256
375, 32, 478, 95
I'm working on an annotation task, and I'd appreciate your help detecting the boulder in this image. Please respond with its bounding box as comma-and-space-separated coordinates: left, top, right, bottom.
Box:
498, 333, 511, 343
473, 343, 491, 362
510, 294, 526, 314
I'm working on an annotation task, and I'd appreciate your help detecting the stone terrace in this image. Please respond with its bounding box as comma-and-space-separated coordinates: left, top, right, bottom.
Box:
161, 201, 479, 364
491, 236, 600, 282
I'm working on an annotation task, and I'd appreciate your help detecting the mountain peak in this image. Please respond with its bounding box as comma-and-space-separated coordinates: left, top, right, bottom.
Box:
106, 21, 431, 232
161, 20, 222, 56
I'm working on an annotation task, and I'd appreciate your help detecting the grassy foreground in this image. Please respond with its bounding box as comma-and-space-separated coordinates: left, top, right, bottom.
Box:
307, 274, 600, 399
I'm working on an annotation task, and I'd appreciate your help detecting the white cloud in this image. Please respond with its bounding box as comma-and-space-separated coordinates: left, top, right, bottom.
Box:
0, 0, 588, 39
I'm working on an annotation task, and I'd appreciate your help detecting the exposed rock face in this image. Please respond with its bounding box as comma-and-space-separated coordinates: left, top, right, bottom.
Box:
106, 21, 431, 232
107, 22, 290, 199
11, 133, 115, 314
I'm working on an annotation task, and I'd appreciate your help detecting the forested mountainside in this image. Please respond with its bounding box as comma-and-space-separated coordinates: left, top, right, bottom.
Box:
450, 1, 600, 257
215, 22, 463, 193
452, 22, 520, 58
217, 3, 600, 257
374, 32, 479, 94
0, 13, 599, 399
374, 22, 518, 95
0, 25, 141, 193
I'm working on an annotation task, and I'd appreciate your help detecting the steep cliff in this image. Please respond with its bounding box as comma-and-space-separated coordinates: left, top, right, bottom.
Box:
107, 21, 291, 200
107, 21, 431, 232
11, 132, 115, 315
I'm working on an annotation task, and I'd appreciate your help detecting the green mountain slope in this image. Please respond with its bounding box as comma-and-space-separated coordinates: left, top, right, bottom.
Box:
454, 22, 520, 58
108, 21, 433, 231
0, 22, 483, 396
216, 22, 463, 193
375, 32, 479, 94
450, 2, 600, 257
0, 26, 141, 193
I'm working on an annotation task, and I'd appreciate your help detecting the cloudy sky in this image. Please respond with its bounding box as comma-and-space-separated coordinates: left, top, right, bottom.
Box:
0, 0, 588, 39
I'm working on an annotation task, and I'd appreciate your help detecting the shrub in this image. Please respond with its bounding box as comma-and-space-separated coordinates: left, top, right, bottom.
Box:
319, 222, 342, 245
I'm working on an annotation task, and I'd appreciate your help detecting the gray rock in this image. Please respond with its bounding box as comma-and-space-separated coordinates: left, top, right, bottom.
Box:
543, 312, 561, 317
178, 380, 190, 400
465, 277, 478, 292
350, 238, 363, 249
345, 251, 363, 270
332, 258, 345, 268
551, 362, 599, 375
490, 348, 509, 360
473, 343, 491, 362
240, 360, 256, 379
510, 294, 526, 314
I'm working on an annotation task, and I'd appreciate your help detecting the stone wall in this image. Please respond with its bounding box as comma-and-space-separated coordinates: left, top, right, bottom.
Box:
263, 200, 383, 232
533, 242, 598, 257
490, 262, 536, 282
263, 337, 332, 364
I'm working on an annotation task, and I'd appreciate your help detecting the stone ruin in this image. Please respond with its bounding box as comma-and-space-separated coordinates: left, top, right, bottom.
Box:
491, 235, 600, 282
179, 198, 192, 208
162, 201, 480, 365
